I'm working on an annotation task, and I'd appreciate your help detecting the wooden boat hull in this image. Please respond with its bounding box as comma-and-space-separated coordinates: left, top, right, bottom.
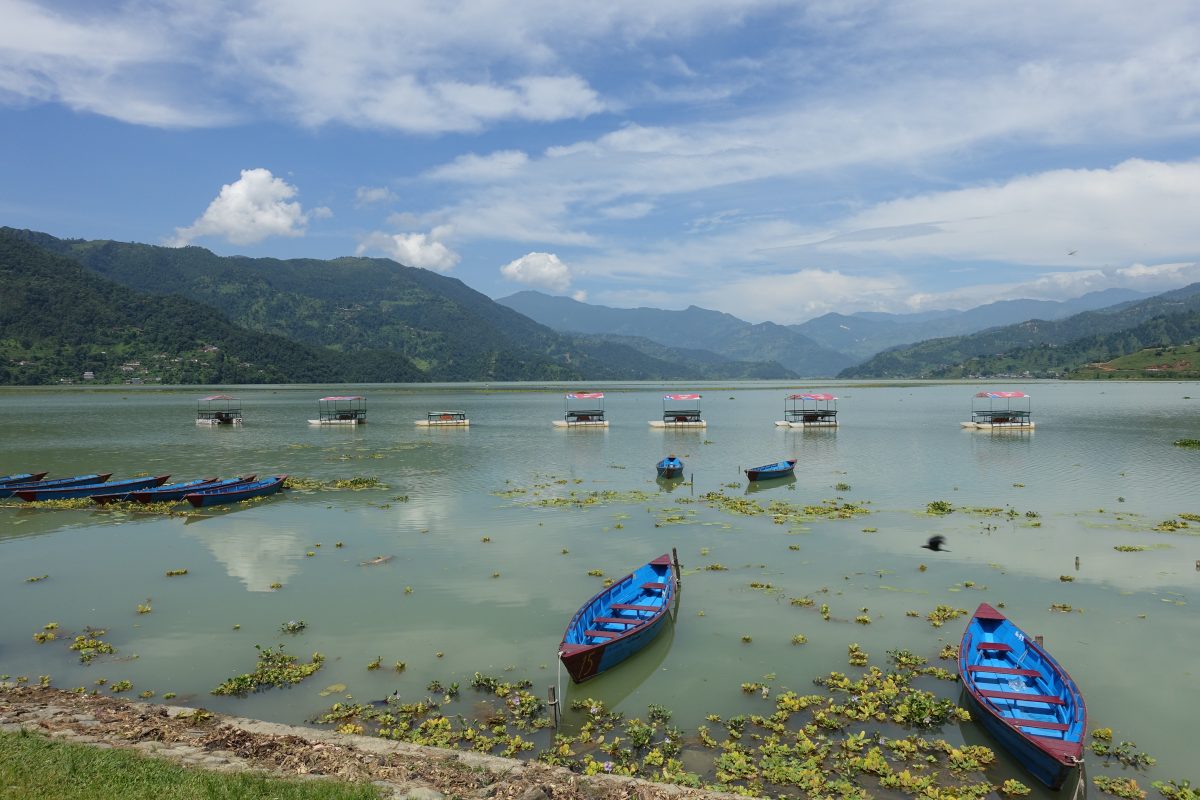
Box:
745, 459, 797, 481
0, 473, 113, 499
184, 475, 287, 507
655, 457, 684, 479
123, 476, 252, 504
17, 475, 169, 502
0, 472, 48, 485
559, 553, 677, 683
959, 603, 1085, 789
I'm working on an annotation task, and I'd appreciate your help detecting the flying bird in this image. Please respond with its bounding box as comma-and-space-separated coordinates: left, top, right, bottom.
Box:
1067, 249, 1078, 256
921, 535, 949, 552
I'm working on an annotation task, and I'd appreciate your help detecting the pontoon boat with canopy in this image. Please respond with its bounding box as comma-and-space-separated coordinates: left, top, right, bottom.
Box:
649, 393, 705, 428
309, 396, 367, 425
196, 395, 243, 425
962, 391, 1034, 430
415, 410, 470, 427
774, 392, 838, 428
553, 392, 608, 427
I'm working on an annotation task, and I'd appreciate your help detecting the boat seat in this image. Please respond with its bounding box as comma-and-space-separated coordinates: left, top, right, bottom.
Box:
611, 603, 659, 612
977, 689, 1065, 705
642, 582, 667, 591
976, 642, 1013, 652
1011, 718, 1071, 732
584, 629, 619, 639
593, 616, 643, 626
967, 665, 1040, 676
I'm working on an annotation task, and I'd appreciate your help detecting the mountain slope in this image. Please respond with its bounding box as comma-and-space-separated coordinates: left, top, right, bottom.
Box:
497, 290, 853, 376
840, 283, 1200, 378
0, 231, 424, 385
794, 289, 1153, 360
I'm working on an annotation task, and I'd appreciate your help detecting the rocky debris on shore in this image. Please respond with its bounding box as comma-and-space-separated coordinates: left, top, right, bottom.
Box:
0, 686, 739, 800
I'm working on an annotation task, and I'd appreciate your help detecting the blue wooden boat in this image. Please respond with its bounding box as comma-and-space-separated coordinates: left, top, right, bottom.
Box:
17, 475, 169, 502
559, 551, 678, 683
0, 472, 48, 485
184, 475, 287, 508
0, 473, 112, 499
656, 455, 684, 479
959, 603, 1086, 789
122, 476, 255, 504
745, 458, 797, 481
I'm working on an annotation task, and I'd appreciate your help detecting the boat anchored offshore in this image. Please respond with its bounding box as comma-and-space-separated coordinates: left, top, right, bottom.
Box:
553, 392, 608, 427
962, 391, 1035, 430
196, 394, 243, 425
649, 393, 705, 428
775, 392, 838, 428
415, 410, 469, 427
655, 455, 684, 479
559, 551, 679, 683
959, 603, 1085, 789
309, 396, 367, 425
745, 459, 797, 481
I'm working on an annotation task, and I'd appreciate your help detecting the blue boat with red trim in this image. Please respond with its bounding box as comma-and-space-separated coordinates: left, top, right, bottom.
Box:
559, 551, 679, 683
959, 602, 1086, 789
745, 458, 797, 481
0, 472, 48, 486
184, 475, 287, 508
17, 475, 170, 502
119, 476, 255, 504
0, 473, 112, 499
656, 455, 684, 479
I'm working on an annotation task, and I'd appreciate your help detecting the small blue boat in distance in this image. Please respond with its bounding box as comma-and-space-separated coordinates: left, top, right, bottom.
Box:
0, 473, 113, 499
959, 602, 1086, 789
16, 475, 169, 502
656, 455, 683, 479
185, 475, 287, 508
0, 472, 48, 486
559, 551, 679, 683
745, 458, 797, 481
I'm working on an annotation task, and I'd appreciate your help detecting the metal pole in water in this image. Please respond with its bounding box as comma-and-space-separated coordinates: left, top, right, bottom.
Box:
548, 684, 559, 728
1034, 634, 1044, 647
690, 473, 694, 496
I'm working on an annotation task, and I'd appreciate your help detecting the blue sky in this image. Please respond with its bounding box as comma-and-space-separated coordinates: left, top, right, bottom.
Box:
4, 1, 1200, 323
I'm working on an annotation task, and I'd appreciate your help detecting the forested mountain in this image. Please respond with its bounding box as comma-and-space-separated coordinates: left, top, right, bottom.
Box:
497, 290, 853, 376
1, 229, 789, 383
793, 289, 1152, 360
0, 231, 424, 385
840, 283, 1200, 378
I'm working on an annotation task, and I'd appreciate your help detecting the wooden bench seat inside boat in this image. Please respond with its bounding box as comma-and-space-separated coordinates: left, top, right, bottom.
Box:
966, 665, 1041, 676
975, 641, 1013, 651
584, 629, 620, 639
593, 616, 643, 626
977, 689, 1065, 704
1010, 718, 1071, 732
611, 603, 660, 612
641, 582, 667, 591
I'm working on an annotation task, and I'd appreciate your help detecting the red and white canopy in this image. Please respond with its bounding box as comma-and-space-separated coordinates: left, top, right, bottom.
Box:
975, 391, 1028, 399
199, 394, 237, 401
788, 392, 837, 401
566, 392, 604, 400
319, 396, 365, 401
664, 393, 701, 401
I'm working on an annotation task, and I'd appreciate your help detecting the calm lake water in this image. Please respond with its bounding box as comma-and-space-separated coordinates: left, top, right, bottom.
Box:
1, 381, 1198, 791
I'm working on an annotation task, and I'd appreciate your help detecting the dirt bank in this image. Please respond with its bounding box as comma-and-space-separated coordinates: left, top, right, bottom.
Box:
0, 685, 737, 800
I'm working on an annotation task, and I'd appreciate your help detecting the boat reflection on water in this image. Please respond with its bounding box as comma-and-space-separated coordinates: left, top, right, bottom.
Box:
745, 474, 797, 494
655, 475, 687, 493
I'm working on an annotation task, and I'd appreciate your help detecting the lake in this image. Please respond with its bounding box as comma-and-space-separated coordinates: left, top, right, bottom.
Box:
1, 381, 1198, 794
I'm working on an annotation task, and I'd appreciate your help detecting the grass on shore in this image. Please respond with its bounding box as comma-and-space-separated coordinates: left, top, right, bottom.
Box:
0, 729, 383, 800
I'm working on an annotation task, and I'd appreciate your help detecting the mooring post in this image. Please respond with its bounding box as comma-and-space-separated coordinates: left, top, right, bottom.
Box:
1035, 634, 1044, 647
690, 472, 694, 496
547, 685, 559, 728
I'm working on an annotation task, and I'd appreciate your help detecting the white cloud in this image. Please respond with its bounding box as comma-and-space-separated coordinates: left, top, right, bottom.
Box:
356, 225, 460, 272
599, 202, 654, 220
571, 289, 588, 302
355, 186, 397, 206
168, 168, 324, 246
500, 252, 573, 292
427, 151, 530, 182
814, 159, 1200, 266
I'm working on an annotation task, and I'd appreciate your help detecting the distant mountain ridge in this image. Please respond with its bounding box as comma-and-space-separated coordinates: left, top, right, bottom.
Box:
840, 283, 1200, 378
1, 228, 791, 383
497, 291, 853, 376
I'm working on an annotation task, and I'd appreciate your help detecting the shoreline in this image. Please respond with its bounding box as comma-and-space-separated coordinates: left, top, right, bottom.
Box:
0, 685, 739, 800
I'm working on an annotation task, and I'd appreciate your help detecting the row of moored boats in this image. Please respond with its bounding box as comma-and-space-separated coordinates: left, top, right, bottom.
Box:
573, 552, 1084, 790
0, 471, 286, 507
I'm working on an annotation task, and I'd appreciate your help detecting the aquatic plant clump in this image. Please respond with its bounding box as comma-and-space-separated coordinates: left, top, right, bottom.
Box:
211, 644, 324, 696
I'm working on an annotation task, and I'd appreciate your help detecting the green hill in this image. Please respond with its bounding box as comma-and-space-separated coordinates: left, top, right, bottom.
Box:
0, 231, 424, 385
840, 284, 1200, 378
